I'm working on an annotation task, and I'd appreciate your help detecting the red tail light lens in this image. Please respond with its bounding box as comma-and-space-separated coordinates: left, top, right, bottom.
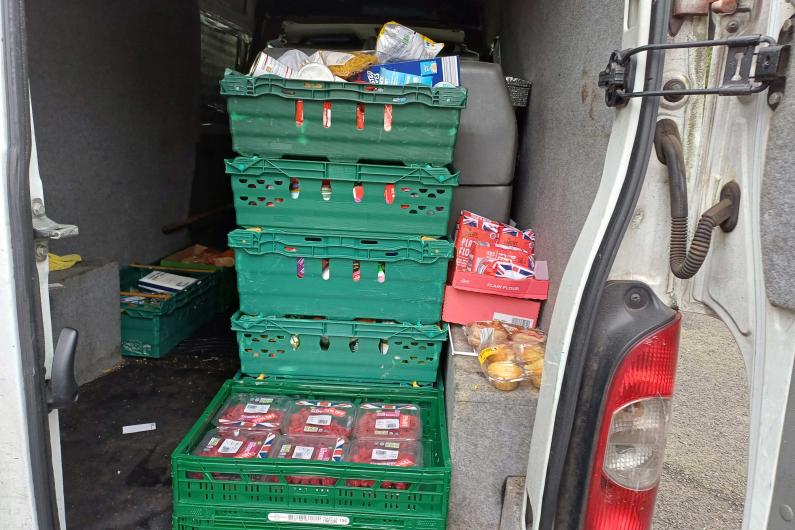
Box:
585, 314, 681, 530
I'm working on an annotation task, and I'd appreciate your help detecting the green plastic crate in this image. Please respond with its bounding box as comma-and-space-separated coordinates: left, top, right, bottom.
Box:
173, 505, 445, 529
171, 379, 450, 529
231, 312, 447, 383
228, 229, 452, 323
227, 157, 458, 236
160, 247, 237, 313
221, 71, 467, 166
119, 266, 218, 358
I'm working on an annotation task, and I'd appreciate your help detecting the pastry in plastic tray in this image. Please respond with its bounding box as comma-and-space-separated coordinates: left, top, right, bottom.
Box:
213, 393, 288, 430
271, 435, 347, 486
464, 320, 510, 348
286, 400, 354, 437
347, 439, 421, 489
353, 403, 422, 440
190, 427, 278, 481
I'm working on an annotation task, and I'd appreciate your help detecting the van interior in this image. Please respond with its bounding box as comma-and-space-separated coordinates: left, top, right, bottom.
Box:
25, 0, 625, 527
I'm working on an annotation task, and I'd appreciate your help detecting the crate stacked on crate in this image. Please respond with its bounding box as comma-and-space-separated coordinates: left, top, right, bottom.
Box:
172, 70, 466, 530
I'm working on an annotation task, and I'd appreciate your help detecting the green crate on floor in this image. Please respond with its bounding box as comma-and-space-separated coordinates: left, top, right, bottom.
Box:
227, 157, 458, 237
171, 378, 450, 529
119, 266, 218, 358
161, 245, 237, 313
173, 506, 445, 529
231, 312, 447, 383
228, 229, 452, 324
221, 71, 466, 166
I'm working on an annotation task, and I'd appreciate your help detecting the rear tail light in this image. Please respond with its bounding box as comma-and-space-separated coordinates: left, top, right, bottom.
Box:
585, 314, 681, 530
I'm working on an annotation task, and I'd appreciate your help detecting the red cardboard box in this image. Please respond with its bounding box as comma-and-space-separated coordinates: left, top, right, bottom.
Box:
451, 260, 549, 299
442, 286, 542, 327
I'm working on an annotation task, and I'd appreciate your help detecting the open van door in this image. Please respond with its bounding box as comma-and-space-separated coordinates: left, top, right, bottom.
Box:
525, 1, 795, 529
0, 0, 78, 527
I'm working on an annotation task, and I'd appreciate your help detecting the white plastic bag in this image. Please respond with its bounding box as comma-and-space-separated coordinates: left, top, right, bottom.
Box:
376, 21, 443, 62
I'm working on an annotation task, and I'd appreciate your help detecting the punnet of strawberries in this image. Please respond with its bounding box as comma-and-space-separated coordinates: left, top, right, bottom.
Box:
346, 439, 421, 489
270, 435, 347, 486
286, 400, 354, 437
213, 393, 287, 431
189, 427, 278, 481
353, 403, 422, 440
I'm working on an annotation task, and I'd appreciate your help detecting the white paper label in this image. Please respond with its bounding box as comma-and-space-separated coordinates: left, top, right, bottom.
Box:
374, 418, 399, 430
371, 449, 399, 461
268, 513, 350, 525
492, 312, 535, 329
218, 439, 243, 454
306, 415, 332, 426
293, 445, 315, 460
244, 403, 271, 414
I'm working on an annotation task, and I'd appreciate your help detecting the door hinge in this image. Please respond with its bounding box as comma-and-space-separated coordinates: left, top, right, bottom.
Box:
598, 34, 789, 107
31, 198, 78, 239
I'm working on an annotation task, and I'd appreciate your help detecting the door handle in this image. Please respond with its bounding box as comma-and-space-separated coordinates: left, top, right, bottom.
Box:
47, 328, 79, 411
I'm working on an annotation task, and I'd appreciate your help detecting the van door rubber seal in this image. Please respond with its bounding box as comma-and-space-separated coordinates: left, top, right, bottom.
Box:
3, 0, 61, 528
537, 1, 671, 529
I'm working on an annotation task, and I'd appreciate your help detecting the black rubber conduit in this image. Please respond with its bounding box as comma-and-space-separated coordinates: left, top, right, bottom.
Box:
654, 118, 737, 279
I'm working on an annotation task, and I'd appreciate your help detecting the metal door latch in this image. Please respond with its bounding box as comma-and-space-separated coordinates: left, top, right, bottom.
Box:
598, 34, 789, 107
31, 198, 78, 239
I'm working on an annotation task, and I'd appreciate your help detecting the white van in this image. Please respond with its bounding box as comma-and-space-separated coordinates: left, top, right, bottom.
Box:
0, 0, 793, 529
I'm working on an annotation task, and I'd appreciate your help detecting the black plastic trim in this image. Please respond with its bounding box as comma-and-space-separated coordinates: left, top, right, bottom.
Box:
3, 0, 60, 528
537, 1, 671, 528
554, 281, 677, 528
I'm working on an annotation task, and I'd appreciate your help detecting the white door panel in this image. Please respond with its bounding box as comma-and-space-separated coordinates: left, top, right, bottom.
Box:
524, 1, 654, 525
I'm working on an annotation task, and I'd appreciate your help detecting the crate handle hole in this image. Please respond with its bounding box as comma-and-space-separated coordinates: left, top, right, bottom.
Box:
322, 101, 332, 128
436, 189, 446, 194
384, 184, 395, 205
356, 103, 365, 130
383, 104, 393, 132
269, 353, 276, 358
352, 260, 361, 282
305, 236, 322, 242
247, 183, 256, 189
379, 339, 389, 355
276, 197, 284, 203
408, 209, 418, 214
321, 258, 330, 280
353, 182, 364, 203
410, 193, 418, 198
385, 251, 398, 257
361, 239, 379, 245
295, 99, 304, 126
296, 257, 305, 279
377, 262, 386, 283
290, 178, 300, 199
321, 179, 332, 201
436, 206, 445, 212
265, 184, 274, 190
418, 205, 426, 210
320, 336, 330, 351
419, 188, 428, 193
349, 338, 359, 352
291, 334, 300, 350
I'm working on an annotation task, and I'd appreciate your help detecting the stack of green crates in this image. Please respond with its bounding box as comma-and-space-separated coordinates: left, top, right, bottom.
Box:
172, 70, 467, 529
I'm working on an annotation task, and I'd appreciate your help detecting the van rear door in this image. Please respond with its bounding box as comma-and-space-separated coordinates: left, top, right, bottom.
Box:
525, 1, 795, 529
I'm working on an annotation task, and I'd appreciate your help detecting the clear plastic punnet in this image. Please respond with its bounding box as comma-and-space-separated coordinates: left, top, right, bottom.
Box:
347, 439, 422, 489
353, 403, 422, 440
286, 399, 355, 437
213, 393, 289, 431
